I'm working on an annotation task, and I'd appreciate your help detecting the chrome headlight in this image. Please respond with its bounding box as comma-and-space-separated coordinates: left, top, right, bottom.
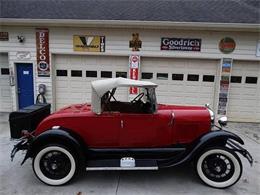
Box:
205, 104, 215, 124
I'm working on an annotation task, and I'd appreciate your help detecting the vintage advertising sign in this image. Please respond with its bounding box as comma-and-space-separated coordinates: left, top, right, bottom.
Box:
161, 38, 201, 51
73, 35, 105, 52
219, 37, 236, 54
0, 32, 9, 41
36, 28, 50, 77
256, 41, 260, 57
129, 33, 142, 51
129, 55, 140, 94
217, 58, 233, 115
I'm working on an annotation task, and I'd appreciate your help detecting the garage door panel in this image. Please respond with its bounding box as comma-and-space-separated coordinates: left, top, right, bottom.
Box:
0, 53, 12, 112
228, 61, 260, 122
142, 58, 217, 108
55, 55, 128, 110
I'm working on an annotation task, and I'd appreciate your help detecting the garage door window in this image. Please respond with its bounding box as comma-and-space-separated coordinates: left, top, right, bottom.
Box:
1, 68, 9, 75
116, 72, 127, 78
142, 72, 153, 79
172, 74, 184, 81
86, 71, 97, 77
231, 76, 242, 83
101, 71, 112, 78
187, 74, 199, 81
56, 69, 67, 76
203, 75, 215, 82
71, 70, 82, 77
157, 73, 168, 80
245, 77, 258, 84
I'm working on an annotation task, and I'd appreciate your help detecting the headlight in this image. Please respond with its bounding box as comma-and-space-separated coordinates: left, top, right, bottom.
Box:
205, 104, 215, 124
208, 109, 215, 122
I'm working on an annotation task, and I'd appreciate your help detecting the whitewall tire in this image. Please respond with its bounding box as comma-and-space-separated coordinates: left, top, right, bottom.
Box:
33, 145, 77, 186
196, 147, 242, 188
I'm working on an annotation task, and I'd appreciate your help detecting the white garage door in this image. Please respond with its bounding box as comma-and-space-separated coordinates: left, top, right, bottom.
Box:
228, 60, 260, 122
54, 55, 129, 110
0, 53, 12, 112
141, 58, 218, 107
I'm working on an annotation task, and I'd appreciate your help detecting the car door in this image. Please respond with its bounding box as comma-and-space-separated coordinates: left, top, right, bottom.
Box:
119, 111, 173, 147
82, 111, 121, 147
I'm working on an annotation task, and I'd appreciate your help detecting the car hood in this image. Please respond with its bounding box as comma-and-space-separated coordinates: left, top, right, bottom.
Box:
55, 103, 92, 114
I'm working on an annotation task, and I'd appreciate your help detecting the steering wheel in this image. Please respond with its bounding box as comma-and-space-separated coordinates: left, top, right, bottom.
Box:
107, 91, 116, 102
131, 92, 144, 103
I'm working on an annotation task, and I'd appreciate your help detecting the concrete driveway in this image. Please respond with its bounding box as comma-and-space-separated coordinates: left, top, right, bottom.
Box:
0, 115, 259, 195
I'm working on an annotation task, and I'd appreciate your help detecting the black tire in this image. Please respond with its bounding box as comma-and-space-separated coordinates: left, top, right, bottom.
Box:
195, 147, 242, 189
32, 144, 79, 186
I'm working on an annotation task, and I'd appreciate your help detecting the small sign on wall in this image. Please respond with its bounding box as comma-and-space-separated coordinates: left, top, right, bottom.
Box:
219, 37, 236, 54
217, 58, 233, 115
36, 28, 50, 77
0, 32, 9, 41
129, 55, 140, 94
73, 35, 105, 52
256, 41, 260, 57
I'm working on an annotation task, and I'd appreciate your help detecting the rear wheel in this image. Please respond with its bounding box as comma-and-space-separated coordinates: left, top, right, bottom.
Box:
196, 147, 242, 188
32, 144, 78, 186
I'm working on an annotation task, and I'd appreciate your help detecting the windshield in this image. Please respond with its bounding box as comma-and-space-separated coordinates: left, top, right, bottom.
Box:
101, 87, 157, 114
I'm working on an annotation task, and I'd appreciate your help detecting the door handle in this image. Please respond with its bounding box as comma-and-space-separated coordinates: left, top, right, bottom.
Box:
168, 112, 175, 126
120, 120, 124, 128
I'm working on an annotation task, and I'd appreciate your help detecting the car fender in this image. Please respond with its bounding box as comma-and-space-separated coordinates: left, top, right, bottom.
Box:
21, 128, 86, 165
159, 130, 244, 168
184, 130, 244, 163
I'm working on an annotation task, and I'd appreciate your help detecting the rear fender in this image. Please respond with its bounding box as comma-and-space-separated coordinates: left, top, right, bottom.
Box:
22, 128, 86, 165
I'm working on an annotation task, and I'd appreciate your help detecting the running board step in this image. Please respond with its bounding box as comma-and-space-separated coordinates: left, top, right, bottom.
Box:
86, 159, 158, 171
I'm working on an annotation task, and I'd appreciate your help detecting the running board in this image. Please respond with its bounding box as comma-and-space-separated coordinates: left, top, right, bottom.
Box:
86, 158, 158, 171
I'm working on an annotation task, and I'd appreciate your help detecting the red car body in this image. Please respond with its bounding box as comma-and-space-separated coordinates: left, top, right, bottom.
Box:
35, 103, 211, 148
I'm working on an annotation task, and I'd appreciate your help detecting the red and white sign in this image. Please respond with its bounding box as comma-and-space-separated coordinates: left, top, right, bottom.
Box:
36, 28, 50, 77
129, 55, 140, 94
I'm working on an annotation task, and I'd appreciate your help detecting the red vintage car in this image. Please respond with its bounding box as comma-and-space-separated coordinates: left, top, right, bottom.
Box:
11, 77, 252, 188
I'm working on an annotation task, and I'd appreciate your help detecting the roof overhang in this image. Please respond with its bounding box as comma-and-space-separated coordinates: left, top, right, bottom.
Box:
1, 18, 259, 32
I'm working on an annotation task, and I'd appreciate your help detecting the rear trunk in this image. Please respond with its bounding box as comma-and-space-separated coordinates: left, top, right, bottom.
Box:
9, 104, 51, 138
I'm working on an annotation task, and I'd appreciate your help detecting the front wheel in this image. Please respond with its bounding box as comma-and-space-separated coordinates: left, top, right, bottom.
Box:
32, 144, 78, 186
196, 147, 242, 188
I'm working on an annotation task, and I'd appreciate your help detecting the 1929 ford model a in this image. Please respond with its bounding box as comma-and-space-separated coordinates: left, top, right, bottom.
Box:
11, 77, 252, 188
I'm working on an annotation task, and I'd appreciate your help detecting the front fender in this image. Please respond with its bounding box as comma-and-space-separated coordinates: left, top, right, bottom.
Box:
159, 130, 245, 168
21, 128, 86, 165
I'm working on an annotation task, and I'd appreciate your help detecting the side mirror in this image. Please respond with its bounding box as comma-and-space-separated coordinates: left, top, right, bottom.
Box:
218, 116, 228, 127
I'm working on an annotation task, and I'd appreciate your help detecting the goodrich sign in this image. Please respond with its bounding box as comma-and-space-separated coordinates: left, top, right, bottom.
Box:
161, 38, 201, 51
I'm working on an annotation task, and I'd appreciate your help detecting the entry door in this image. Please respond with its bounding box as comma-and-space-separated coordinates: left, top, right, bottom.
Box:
16, 63, 34, 109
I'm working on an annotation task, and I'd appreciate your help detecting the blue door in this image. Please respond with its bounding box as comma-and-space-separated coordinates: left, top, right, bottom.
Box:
17, 63, 34, 109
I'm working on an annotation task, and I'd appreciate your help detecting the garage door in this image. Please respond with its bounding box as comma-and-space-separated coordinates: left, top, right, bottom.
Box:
0, 53, 12, 112
54, 55, 129, 110
141, 58, 218, 107
228, 60, 260, 122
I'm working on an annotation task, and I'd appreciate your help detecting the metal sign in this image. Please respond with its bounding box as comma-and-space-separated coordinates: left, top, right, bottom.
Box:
217, 58, 233, 115
129, 55, 140, 94
36, 28, 50, 77
73, 35, 105, 52
161, 38, 201, 51
256, 41, 260, 57
129, 33, 142, 51
219, 37, 236, 54
0, 32, 9, 41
